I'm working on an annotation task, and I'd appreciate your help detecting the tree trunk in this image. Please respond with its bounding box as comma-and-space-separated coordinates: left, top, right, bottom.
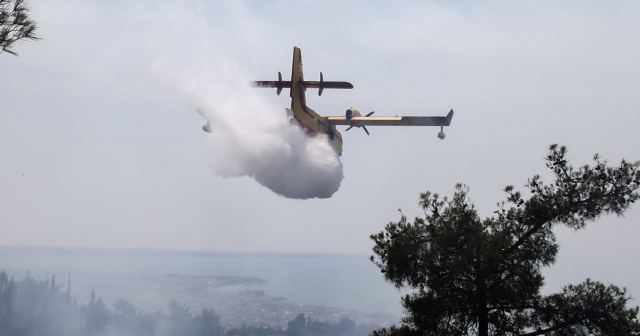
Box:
476, 240, 489, 336
478, 292, 488, 336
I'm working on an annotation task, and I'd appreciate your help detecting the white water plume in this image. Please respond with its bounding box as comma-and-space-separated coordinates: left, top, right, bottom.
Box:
154, 61, 344, 199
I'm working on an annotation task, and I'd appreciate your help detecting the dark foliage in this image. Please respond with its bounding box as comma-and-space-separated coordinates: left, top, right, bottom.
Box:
0, 271, 372, 336
0, 272, 83, 335
370, 145, 640, 336
0, 0, 37, 55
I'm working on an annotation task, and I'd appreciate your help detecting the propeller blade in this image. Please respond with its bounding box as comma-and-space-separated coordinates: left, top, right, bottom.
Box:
363, 125, 370, 135
346, 126, 353, 131
365, 111, 375, 117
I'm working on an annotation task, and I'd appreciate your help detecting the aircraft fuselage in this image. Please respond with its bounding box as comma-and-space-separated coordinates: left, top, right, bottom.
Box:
248, 47, 454, 154
288, 47, 343, 155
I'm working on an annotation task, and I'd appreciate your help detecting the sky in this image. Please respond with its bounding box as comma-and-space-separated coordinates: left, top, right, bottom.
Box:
1, 0, 639, 294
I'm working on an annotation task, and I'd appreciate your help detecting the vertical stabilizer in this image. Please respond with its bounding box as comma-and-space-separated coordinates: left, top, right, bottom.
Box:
291, 47, 307, 109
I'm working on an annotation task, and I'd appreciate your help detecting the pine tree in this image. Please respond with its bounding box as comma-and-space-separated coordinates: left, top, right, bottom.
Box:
370, 145, 640, 336
0, 0, 37, 55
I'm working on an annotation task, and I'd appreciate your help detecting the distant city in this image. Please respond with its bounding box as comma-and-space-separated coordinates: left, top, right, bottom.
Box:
0, 246, 400, 329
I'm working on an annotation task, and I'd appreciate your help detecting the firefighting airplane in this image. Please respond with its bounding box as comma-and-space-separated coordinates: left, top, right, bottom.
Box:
200, 47, 454, 156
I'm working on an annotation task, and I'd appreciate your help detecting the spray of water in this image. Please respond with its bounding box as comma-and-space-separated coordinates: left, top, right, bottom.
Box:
154, 60, 344, 199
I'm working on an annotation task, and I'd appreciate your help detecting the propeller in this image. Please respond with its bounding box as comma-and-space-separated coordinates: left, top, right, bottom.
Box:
345, 111, 374, 135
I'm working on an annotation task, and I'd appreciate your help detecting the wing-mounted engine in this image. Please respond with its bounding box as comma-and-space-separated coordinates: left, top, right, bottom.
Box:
345, 108, 375, 135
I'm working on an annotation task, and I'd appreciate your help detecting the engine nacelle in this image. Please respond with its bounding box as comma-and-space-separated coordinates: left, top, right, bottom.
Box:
344, 108, 372, 135
276, 71, 283, 95
345, 107, 361, 120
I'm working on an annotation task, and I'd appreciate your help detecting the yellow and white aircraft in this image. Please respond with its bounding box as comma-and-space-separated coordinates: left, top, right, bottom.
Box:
202, 47, 454, 156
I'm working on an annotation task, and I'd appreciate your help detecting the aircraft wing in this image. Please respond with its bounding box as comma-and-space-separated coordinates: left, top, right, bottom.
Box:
325, 109, 454, 127
299, 81, 353, 89
252, 69, 352, 96
252, 81, 353, 89
197, 108, 211, 133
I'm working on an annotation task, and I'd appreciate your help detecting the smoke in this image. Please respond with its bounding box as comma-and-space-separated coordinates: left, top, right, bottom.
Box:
153, 60, 344, 199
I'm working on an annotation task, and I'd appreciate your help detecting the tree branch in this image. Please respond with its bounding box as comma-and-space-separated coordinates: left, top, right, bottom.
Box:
517, 321, 576, 336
